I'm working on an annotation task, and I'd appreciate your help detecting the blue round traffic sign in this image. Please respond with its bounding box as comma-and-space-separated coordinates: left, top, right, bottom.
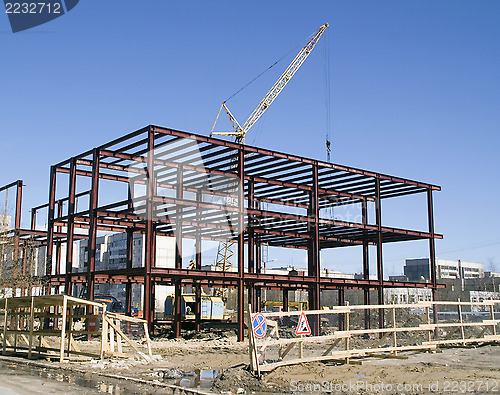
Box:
252, 313, 267, 338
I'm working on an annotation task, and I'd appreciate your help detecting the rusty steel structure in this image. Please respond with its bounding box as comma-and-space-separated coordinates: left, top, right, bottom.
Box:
2, 125, 443, 341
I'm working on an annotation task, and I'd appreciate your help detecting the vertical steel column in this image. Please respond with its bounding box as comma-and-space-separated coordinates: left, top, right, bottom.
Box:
65, 159, 77, 296
362, 198, 370, 329
30, 208, 37, 286
144, 130, 156, 334
22, 245, 27, 277
338, 288, 345, 330
237, 148, 245, 342
375, 177, 384, 330
86, 149, 100, 302
125, 227, 133, 315
308, 164, 321, 335
282, 288, 289, 312
282, 287, 289, 326
46, 167, 57, 292
427, 188, 438, 328
55, 202, 63, 277
30, 208, 36, 231
194, 190, 202, 331
173, 163, 184, 338
13, 181, 22, 277
255, 237, 262, 310
247, 178, 255, 311
125, 183, 134, 316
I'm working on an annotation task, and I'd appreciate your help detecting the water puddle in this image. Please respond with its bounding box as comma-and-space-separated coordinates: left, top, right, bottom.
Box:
1, 361, 130, 394
157, 368, 220, 388
1, 360, 221, 394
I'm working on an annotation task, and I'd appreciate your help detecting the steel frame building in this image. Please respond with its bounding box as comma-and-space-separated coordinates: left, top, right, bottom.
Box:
3, 125, 443, 341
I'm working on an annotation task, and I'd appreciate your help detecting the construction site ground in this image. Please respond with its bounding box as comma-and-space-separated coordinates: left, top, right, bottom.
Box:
0, 331, 499, 394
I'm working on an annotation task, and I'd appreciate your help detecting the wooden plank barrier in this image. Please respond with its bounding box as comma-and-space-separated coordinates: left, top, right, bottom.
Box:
0, 295, 105, 362
101, 312, 152, 361
0, 295, 152, 362
248, 300, 500, 374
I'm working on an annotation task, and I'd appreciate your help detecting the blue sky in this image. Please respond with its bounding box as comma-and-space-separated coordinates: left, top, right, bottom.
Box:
1, 1, 499, 275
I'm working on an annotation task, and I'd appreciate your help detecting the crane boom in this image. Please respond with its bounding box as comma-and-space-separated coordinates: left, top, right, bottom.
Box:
211, 23, 329, 143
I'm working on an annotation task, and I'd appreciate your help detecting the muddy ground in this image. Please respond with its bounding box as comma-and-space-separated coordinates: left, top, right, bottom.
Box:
1, 334, 499, 394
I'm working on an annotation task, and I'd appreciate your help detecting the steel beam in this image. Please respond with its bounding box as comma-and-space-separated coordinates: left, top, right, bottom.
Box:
237, 148, 245, 342
247, 178, 255, 311
86, 149, 100, 302
125, 182, 134, 316
144, 129, 156, 334
174, 162, 183, 338
46, 167, 57, 283
65, 159, 77, 296
375, 177, 384, 331
362, 198, 370, 329
194, 190, 202, 332
427, 188, 438, 330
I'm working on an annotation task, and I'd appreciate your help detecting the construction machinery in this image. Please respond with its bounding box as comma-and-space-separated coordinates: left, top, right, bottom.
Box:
209, 23, 329, 283
164, 294, 231, 322
94, 294, 141, 317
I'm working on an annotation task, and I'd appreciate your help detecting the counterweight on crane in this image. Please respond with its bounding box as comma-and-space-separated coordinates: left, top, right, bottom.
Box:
209, 24, 329, 280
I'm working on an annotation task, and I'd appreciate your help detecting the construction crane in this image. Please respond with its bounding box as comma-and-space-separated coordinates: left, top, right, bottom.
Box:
209, 23, 329, 283
211, 23, 329, 144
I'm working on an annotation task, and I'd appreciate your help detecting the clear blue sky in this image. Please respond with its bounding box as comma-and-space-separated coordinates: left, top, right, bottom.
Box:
1, 1, 499, 275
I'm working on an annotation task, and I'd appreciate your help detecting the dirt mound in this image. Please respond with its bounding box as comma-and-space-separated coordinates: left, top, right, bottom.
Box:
212, 366, 280, 393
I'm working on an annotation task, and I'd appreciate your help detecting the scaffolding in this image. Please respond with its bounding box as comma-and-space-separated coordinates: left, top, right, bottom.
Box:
2, 125, 443, 341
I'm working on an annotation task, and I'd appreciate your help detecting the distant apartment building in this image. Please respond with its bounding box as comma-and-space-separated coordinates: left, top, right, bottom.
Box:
78, 233, 176, 311
384, 288, 432, 304
404, 258, 484, 281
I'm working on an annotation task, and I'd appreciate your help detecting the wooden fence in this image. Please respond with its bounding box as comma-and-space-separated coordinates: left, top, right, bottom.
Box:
248, 300, 500, 375
0, 295, 151, 362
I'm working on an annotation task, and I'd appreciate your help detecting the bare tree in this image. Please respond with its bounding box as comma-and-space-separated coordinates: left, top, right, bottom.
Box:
0, 232, 47, 298
487, 257, 497, 273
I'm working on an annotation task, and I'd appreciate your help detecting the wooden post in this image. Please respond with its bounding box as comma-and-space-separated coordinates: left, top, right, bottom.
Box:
3, 298, 8, 355
345, 309, 350, 364
392, 306, 397, 356
59, 296, 68, 363
109, 318, 115, 353
13, 305, 18, 353
426, 305, 432, 343
100, 306, 108, 360
117, 318, 123, 354
247, 305, 259, 374
143, 322, 152, 356
28, 296, 34, 359
490, 303, 497, 336
67, 305, 73, 358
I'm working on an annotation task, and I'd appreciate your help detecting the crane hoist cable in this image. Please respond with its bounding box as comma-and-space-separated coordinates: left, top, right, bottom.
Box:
211, 23, 329, 144
323, 27, 332, 163
223, 33, 315, 104
208, 24, 329, 281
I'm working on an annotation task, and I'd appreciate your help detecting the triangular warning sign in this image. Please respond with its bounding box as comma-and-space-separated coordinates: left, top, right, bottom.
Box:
295, 311, 311, 336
